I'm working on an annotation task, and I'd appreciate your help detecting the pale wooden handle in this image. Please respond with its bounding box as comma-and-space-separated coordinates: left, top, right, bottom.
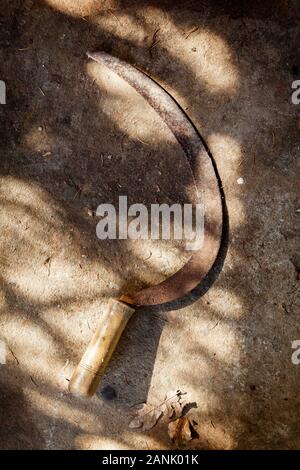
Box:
69, 299, 135, 397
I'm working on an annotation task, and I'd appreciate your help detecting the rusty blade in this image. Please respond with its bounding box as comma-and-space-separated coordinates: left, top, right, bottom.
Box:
87, 51, 223, 307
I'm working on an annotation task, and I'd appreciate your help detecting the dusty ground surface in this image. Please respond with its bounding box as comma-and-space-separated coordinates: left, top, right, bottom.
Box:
0, 0, 299, 450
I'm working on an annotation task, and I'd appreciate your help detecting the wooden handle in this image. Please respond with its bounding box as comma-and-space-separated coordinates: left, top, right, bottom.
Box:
69, 299, 135, 397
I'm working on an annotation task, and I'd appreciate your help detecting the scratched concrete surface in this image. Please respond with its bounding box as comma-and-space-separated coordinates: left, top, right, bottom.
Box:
0, 0, 299, 449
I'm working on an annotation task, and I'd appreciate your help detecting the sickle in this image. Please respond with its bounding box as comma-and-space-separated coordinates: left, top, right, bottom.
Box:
88, 51, 223, 306
69, 51, 224, 397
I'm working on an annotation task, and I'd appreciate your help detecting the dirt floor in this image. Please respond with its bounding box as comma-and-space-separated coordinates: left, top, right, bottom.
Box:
0, 0, 299, 450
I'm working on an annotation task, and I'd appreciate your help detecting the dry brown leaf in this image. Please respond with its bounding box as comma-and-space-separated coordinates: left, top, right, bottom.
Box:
169, 400, 183, 419
168, 417, 193, 446
162, 390, 187, 419
128, 390, 193, 433
129, 403, 163, 431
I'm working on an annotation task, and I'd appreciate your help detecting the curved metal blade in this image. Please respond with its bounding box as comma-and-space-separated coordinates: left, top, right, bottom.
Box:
87, 51, 223, 307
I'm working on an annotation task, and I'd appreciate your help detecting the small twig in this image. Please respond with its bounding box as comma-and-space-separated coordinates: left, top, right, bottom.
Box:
108, 9, 121, 26
282, 303, 290, 315
30, 375, 38, 387
8, 347, 19, 365
149, 28, 161, 56
136, 137, 150, 146
185, 26, 199, 39
209, 321, 220, 331
150, 39, 161, 50
150, 28, 160, 47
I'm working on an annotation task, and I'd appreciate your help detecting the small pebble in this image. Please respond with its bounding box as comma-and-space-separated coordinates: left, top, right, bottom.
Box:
237, 177, 244, 185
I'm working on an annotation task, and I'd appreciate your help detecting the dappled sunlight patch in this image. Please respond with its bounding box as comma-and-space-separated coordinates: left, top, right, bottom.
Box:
93, 5, 240, 96
188, 126, 246, 233
0, 176, 65, 229
126, 239, 191, 287
204, 287, 245, 320
192, 30, 239, 94
90, 9, 148, 46
226, 195, 246, 229
197, 418, 238, 450
23, 386, 101, 434
23, 125, 54, 156
158, 316, 243, 369
40, 298, 111, 354
208, 133, 243, 172
0, 176, 58, 214
44, 0, 110, 17
207, 135, 248, 220
0, 318, 64, 385
0, 289, 7, 313
0, 175, 119, 300
206, 133, 247, 232
75, 432, 168, 450
74, 434, 132, 450
87, 11, 239, 100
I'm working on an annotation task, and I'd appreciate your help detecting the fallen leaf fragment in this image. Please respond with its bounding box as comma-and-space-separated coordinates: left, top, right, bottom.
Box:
129, 403, 163, 431
168, 417, 192, 446
128, 390, 196, 433
162, 390, 185, 419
